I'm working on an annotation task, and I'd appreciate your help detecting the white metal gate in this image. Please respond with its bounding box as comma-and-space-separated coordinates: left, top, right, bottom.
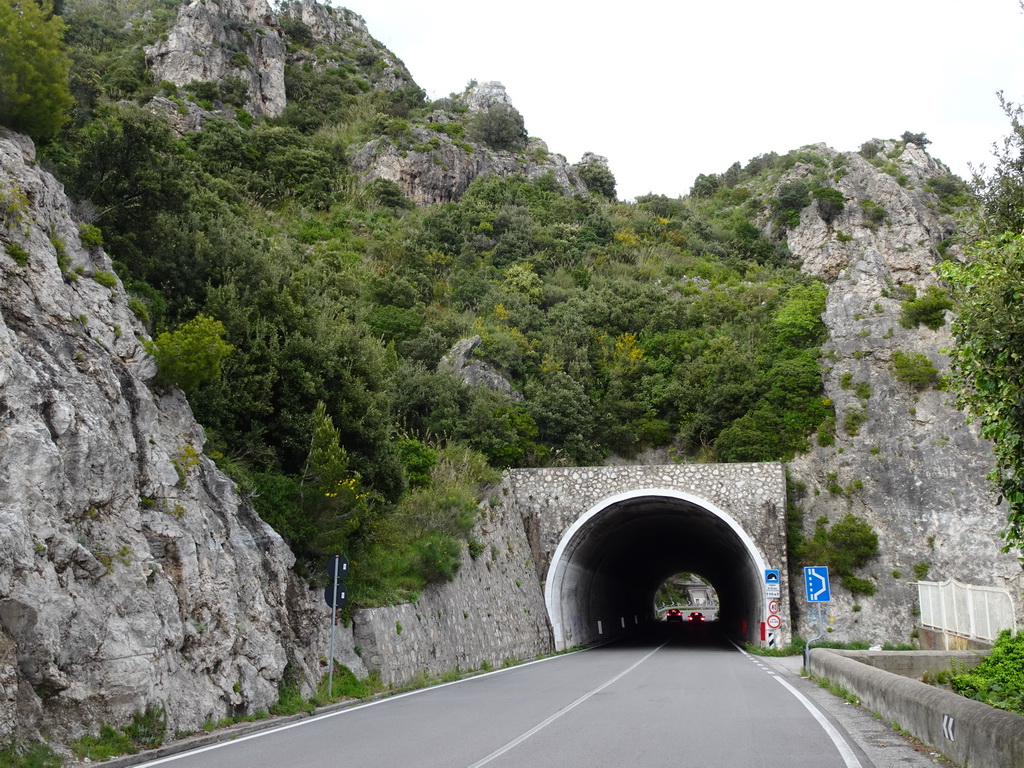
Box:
918, 578, 1017, 642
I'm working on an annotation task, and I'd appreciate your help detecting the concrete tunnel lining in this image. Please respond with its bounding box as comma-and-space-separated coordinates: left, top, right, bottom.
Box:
544, 488, 770, 650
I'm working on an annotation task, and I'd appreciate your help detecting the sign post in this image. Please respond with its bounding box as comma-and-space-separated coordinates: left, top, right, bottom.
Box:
324, 554, 349, 697
803, 566, 830, 668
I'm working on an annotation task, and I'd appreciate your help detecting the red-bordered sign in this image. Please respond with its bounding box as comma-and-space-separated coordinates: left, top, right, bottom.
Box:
768, 600, 780, 614
766, 614, 782, 630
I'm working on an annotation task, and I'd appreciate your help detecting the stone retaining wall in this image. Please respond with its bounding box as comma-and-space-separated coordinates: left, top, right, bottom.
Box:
352, 495, 553, 686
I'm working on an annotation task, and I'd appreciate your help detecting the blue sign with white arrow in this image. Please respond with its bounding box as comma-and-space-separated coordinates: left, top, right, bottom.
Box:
804, 566, 831, 602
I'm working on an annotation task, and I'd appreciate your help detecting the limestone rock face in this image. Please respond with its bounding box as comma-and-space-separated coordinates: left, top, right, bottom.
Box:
0, 130, 337, 746
145, 0, 287, 116
350, 81, 590, 204
439, 337, 523, 402
281, 0, 416, 93
461, 80, 515, 113
779, 141, 1024, 642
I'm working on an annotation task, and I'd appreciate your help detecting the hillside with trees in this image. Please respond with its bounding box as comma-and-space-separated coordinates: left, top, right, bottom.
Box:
3, 0, 1019, 611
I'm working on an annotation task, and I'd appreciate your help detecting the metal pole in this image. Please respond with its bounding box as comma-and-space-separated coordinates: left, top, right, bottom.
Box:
328, 567, 338, 697
805, 602, 824, 671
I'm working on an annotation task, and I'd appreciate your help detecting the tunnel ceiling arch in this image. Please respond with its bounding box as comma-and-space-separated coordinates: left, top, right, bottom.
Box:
543, 489, 774, 650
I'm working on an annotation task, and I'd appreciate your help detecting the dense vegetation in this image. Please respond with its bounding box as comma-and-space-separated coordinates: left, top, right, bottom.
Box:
950, 629, 1024, 714
4, 0, 866, 605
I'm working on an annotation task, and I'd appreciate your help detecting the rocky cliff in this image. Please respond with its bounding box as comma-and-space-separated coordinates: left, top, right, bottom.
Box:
145, 0, 417, 119
350, 81, 599, 204
778, 140, 1023, 642
0, 129, 336, 745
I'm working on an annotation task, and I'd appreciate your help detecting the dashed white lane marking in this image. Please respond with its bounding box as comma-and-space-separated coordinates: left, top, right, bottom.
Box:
730, 641, 863, 768
466, 640, 670, 768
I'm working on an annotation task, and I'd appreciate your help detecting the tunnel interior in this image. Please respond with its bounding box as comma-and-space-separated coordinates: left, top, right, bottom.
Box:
544, 491, 772, 649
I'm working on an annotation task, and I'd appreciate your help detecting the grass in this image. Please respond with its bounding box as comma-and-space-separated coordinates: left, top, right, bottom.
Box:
72, 724, 138, 760
0, 743, 63, 768
810, 673, 861, 705
71, 704, 167, 761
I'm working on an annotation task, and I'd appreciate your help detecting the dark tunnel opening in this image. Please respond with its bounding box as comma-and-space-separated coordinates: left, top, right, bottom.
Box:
544, 490, 778, 649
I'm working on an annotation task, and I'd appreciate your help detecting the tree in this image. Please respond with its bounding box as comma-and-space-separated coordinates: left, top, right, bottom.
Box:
145, 314, 234, 393
973, 92, 1024, 235
469, 103, 527, 151
939, 232, 1024, 555
0, 0, 74, 141
578, 161, 616, 199
900, 131, 931, 148
690, 173, 720, 198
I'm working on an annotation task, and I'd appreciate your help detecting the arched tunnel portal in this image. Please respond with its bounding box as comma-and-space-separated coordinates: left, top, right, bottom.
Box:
543, 489, 778, 650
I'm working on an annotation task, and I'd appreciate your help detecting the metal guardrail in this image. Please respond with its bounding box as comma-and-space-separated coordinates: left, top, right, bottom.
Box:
917, 578, 1017, 641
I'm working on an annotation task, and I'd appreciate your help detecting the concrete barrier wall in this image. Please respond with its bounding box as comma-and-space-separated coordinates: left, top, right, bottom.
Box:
809, 649, 1024, 768
833, 649, 984, 680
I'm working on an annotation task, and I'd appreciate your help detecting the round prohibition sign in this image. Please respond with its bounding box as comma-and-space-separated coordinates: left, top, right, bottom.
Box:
768, 599, 780, 614
766, 613, 782, 630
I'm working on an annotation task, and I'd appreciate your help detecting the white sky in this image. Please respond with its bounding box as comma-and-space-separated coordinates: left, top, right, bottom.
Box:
347, 0, 1024, 200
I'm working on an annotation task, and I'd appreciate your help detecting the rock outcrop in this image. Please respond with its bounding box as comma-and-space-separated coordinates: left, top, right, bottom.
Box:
0, 129, 342, 746
439, 336, 523, 402
350, 81, 592, 204
145, 0, 418, 121
779, 140, 1024, 642
145, 0, 287, 117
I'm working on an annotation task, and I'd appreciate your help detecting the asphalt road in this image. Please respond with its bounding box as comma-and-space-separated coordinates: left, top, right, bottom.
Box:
131, 623, 888, 768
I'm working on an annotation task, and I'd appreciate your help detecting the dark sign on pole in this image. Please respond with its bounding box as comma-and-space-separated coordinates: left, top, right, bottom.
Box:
324, 585, 348, 609
326, 554, 349, 582
325, 554, 349, 697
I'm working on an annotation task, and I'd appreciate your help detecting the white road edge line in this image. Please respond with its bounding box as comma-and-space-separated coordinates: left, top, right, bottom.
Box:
465, 640, 670, 768
772, 674, 864, 768
730, 641, 863, 768
129, 649, 590, 767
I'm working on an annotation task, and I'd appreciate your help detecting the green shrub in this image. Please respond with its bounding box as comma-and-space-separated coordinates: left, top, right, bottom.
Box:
79, 223, 104, 249
320, 663, 377, 700
366, 177, 412, 211
912, 561, 930, 580
93, 270, 118, 288
812, 187, 845, 225
843, 406, 868, 436
578, 161, 616, 199
802, 513, 879, 596
469, 103, 527, 151
951, 630, 1024, 714
841, 574, 876, 596
415, 533, 462, 582
892, 350, 940, 389
772, 180, 810, 228
899, 284, 953, 330
0, 0, 74, 141
859, 199, 886, 228
859, 141, 881, 159
72, 724, 138, 761
4, 241, 30, 266
270, 680, 315, 716
144, 314, 234, 392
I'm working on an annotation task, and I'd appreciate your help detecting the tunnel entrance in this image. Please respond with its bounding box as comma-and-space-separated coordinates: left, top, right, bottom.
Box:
543, 489, 776, 650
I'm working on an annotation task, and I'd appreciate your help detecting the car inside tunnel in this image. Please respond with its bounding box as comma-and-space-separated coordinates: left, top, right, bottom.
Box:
543, 490, 775, 650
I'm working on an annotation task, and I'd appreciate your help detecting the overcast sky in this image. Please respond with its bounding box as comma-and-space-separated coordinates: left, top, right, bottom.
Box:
347, 0, 1024, 200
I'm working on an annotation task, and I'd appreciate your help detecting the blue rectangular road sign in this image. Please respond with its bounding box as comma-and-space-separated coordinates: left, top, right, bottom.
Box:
804, 566, 831, 602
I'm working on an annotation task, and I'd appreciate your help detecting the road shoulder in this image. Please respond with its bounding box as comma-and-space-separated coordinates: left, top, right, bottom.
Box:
761, 655, 956, 768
